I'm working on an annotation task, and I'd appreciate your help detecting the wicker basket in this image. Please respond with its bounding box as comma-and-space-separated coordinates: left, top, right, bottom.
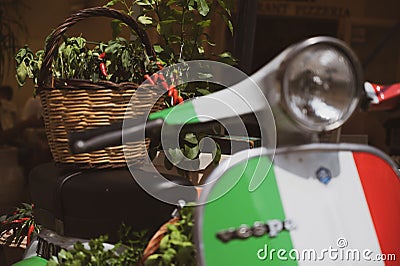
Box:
37, 7, 163, 169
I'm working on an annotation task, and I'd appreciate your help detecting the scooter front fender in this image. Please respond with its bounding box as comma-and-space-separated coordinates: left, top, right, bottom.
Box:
195, 143, 400, 266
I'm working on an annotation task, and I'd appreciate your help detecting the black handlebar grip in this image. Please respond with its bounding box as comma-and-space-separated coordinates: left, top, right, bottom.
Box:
68, 118, 163, 154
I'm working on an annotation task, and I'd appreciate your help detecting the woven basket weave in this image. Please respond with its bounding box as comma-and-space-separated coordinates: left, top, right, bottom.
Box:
37, 7, 163, 168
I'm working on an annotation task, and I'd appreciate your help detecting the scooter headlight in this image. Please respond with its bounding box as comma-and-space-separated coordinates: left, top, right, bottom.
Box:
281, 37, 362, 132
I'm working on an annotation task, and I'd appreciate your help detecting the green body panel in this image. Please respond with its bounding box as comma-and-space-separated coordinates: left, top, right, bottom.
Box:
200, 156, 297, 265
12, 256, 48, 266
148, 101, 200, 125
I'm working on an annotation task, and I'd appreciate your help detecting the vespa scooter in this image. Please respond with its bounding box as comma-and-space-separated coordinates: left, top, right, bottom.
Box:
16, 36, 400, 265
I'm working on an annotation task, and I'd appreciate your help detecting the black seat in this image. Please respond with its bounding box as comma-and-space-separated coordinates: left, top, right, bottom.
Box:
29, 163, 196, 242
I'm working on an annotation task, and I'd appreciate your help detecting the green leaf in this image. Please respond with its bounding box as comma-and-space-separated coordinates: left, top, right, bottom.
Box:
73, 36, 86, 48
16, 62, 28, 87
57, 249, 69, 260
196, 88, 211, 95
202, 38, 216, 47
46, 259, 59, 266
153, 45, 164, 53
159, 235, 170, 250
111, 19, 122, 38
197, 46, 205, 54
218, 51, 238, 65
184, 144, 199, 160
188, 0, 195, 9
136, 0, 153, 6
36, 50, 44, 59
156, 23, 161, 34
167, 148, 184, 165
105, 42, 123, 54
104, 0, 121, 7
184, 133, 198, 145
138, 15, 153, 25
219, 51, 233, 58
217, 0, 231, 16
197, 19, 211, 28
195, 0, 210, 16
212, 142, 221, 165
15, 47, 28, 64
223, 15, 234, 35
227, 19, 234, 35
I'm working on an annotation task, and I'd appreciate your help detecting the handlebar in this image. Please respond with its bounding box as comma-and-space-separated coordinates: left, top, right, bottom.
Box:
68, 116, 228, 154
68, 117, 163, 154
364, 82, 400, 111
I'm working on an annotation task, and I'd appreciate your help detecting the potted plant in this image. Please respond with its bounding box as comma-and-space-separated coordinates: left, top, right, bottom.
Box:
0, 203, 39, 265
15, 0, 235, 174
14, 6, 166, 168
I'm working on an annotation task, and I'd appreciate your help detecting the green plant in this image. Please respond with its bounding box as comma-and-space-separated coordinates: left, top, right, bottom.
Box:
0, 203, 40, 247
105, 0, 236, 102
162, 131, 222, 178
105, 0, 234, 175
105, 0, 234, 64
46, 206, 195, 266
47, 225, 148, 266
144, 205, 195, 266
15, 36, 153, 89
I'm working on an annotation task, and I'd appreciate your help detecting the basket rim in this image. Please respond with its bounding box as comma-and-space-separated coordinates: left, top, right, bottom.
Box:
37, 78, 143, 92
38, 6, 156, 88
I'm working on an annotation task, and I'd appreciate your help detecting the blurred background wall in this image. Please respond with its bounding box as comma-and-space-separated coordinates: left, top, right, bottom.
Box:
1, 0, 399, 153
228, 0, 400, 155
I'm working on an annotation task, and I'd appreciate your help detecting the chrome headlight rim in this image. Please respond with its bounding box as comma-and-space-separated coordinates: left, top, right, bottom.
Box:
279, 36, 363, 133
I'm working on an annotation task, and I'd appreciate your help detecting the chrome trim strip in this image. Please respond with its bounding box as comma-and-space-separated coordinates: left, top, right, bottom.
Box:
273, 143, 399, 173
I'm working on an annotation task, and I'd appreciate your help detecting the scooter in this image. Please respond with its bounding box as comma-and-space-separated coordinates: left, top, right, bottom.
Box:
16, 36, 400, 265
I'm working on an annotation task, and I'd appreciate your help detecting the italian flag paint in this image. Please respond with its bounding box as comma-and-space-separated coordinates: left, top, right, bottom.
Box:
12, 256, 48, 266
197, 149, 400, 266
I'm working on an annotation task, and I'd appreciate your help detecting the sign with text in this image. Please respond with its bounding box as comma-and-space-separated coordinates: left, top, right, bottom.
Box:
257, 0, 366, 18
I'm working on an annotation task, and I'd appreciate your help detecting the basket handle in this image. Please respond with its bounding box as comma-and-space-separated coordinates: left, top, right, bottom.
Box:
38, 6, 155, 86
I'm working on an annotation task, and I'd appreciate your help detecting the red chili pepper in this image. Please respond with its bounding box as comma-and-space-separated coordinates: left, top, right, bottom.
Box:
177, 96, 184, 104
152, 73, 159, 83
144, 74, 155, 85
156, 61, 164, 70
173, 89, 179, 105
98, 52, 106, 59
168, 87, 175, 97
10, 218, 29, 223
100, 62, 108, 77
27, 224, 35, 244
